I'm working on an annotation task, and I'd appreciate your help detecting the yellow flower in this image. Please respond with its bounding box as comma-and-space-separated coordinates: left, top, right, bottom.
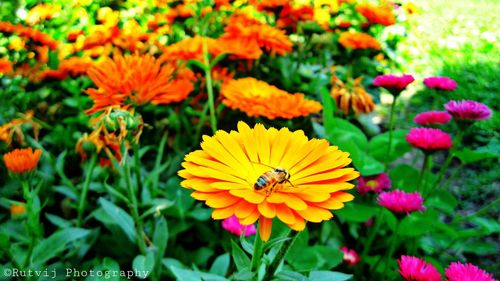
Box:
220, 77, 322, 120
179, 122, 359, 241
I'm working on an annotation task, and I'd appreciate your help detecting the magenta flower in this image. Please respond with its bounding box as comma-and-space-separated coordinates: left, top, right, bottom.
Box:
357, 173, 392, 195
414, 111, 452, 125
406, 128, 452, 152
398, 256, 442, 281
445, 100, 492, 121
378, 190, 425, 213
424, 76, 457, 91
221, 215, 256, 236
445, 262, 497, 281
373, 74, 415, 94
340, 246, 360, 266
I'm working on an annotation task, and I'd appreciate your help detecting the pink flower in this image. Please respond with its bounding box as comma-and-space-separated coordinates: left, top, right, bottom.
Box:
398, 255, 442, 281
423, 76, 457, 91
373, 74, 415, 94
357, 173, 392, 195
378, 190, 425, 213
445, 100, 492, 121
414, 111, 452, 125
340, 246, 360, 266
221, 215, 256, 236
406, 128, 452, 152
445, 262, 497, 281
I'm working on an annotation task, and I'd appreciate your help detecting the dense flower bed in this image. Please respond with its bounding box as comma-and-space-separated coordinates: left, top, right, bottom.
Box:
0, 0, 497, 280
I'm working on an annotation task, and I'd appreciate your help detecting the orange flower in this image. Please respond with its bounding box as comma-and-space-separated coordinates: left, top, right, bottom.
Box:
0, 21, 58, 50
355, 3, 396, 26
10, 203, 26, 216
160, 36, 222, 62
3, 148, 42, 175
179, 121, 359, 241
221, 14, 292, 56
338, 31, 380, 50
0, 57, 13, 74
220, 78, 322, 120
277, 4, 315, 30
217, 38, 263, 60
85, 53, 194, 114
59, 56, 94, 77
331, 76, 375, 115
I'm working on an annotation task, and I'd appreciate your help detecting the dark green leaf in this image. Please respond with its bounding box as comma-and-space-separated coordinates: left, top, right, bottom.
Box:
309, 271, 352, 281
98, 198, 136, 243
209, 253, 230, 276
231, 240, 251, 271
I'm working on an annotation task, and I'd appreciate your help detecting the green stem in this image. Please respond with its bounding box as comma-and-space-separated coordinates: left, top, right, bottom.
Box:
250, 230, 264, 276
132, 142, 142, 194
433, 130, 465, 191
453, 198, 500, 223
21, 180, 35, 268
417, 153, 431, 193
385, 96, 398, 171
124, 156, 147, 255
262, 231, 299, 281
382, 221, 400, 278
360, 209, 382, 260
201, 36, 217, 134
77, 154, 97, 227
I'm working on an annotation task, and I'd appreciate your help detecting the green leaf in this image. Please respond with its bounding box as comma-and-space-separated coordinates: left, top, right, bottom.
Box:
231, 240, 251, 271
454, 148, 498, 164
314, 246, 344, 269
369, 130, 411, 164
276, 271, 309, 281
31, 228, 90, 266
309, 271, 352, 281
98, 197, 136, 243
45, 213, 72, 228
132, 252, 155, 279
169, 266, 229, 281
209, 253, 230, 276
153, 217, 168, 276
321, 87, 336, 132
389, 164, 420, 192
336, 203, 379, 223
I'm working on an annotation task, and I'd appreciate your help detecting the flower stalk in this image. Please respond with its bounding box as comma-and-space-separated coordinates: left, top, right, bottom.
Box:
262, 230, 300, 281
385, 96, 397, 170
201, 34, 217, 134
77, 154, 97, 227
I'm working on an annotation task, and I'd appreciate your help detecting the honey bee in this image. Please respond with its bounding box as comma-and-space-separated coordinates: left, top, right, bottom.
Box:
252, 162, 295, 195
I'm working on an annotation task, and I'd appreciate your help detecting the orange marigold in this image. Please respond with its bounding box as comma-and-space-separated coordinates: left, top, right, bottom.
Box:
179, 121, 359, 241
10, 203, 26, 216
331, 76, 375, 115
0, 57, 13, 74
59, 56, 94, 77
85, 53, 194, 114
221, 14, 292, 55
0, 21, 58, 50
338, 31, 380, 50
220, 78, 322, 120
355, 3, 396, 26
3, 148, 42, 175
160, 36, 222, 62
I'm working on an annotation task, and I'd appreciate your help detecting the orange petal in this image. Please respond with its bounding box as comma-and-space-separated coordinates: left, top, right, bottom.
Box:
206, 192, 240, 208
230, 189, 266, 204
240, 210, 260, 225
212, 205, 236, 220
288, 215, 306, 231
268, 127, 291, 167
275, 204, 296, 225
296, 205, 333, 223
182, 179, 220, 192
296, 182, 354, 193
293, 168, 355, 184
234, 200, 256, 218
237, 122, 259, 163
258, 200, 276, 218
293, 191, 330, 202
254, 124, 271, 164
259, 216, 273, 242
267, 192, 307, 211
201, 135, 246, 172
